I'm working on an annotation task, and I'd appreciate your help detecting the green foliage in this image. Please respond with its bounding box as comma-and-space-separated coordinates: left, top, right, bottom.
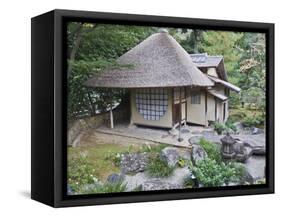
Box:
72, 24, 156, 61
201, 31, 243, 74
147, 156, 175, 177
140, 143, 168, 154
68, 152, 98, 192
225, 120, 237, 132
68, 144, 142, 182
228, 108, 248, 123
228, 108, 265, 128
104, 152, 122, 167
184, 176, 196, 188
177, 157, 187, 168
213, 120, 239, 135
199, 138, 222, 162
228, 92, 241, 109
67, 23, 157, 120
179, 29, 204, 53
228, 162, 246, 181
80, 182, 127, 194
67, 59, 128, 119
104, 144, 138, 166
213, 122, 226, 135
190, 159, 244, 187
242, 114, 264, 128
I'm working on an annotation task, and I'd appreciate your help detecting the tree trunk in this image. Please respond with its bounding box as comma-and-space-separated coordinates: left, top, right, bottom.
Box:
67, 24, 98, 78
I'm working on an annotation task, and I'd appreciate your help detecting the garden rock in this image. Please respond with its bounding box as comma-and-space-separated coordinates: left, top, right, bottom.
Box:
191, 145, 208, 165
235, 134, 265, 155
243, 155, 266, 183
180, 150, 191, 161
189, 135, 222, 147
124, 166, 191, 191
251, 127, 264, 135
120, 153, 149, 174
142, 180, 182, 191
107, 173, 124, 184
160, 147, 180, 167
189, 136, 201, 146
232, 141, 253, 162
202, 130, 217, 137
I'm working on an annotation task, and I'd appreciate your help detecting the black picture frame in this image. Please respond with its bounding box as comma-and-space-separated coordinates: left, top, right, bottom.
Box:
31, 9, 274, 207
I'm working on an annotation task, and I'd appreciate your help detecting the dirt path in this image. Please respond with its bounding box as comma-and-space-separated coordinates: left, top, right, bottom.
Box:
79, 128, 159, 147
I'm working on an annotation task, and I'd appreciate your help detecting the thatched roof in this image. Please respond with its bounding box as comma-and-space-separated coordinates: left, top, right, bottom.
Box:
85, 31, 214, 88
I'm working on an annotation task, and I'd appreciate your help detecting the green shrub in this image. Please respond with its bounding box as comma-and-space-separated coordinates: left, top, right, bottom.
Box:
228, 109, 247, 123
199, 138, 222, 163
225, 120, 237, 132
104, 152, 122, 166
147, 156, 175, 177
104, 145, 137, 167
213, 122, 226, 135
184, 176, 195, 188
242, 115, 264, 128
141, 143, 168, 153
68, 152, 98, 192
228, 162, 246, 182
177, 157, 187, 168
190, 158, 244, 187
81, 182, 127, 194
229, 108, 265, 128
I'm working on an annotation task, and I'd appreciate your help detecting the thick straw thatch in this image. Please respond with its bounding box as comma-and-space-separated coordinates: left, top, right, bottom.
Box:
85, 31, 214, 88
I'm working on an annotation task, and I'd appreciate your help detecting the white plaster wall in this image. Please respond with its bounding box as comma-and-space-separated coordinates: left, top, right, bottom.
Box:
207, 93, 216, 122
207, 67, 218, 77
186, 89, 206, 125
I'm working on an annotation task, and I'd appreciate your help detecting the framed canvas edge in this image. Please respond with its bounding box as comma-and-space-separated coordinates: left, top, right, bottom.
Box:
51, 9, 274, 207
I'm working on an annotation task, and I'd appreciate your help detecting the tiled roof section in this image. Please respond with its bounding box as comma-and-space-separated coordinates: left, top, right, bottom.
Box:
190, 53, 208, 63
190, 53, 223, 68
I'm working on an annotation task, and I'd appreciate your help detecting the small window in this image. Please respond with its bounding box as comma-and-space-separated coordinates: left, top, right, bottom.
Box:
191, 91, 201, 104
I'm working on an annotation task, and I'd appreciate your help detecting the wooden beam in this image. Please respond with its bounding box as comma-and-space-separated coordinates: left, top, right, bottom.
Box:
185, 87, 187, 125
205, 90, 208, 126
109, 91, 114, 129
215, 96, 217, 121
178, 88, 183, 142
110, 108, 114, 129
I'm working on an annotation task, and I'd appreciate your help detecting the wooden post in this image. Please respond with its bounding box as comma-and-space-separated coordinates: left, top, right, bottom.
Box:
109, 90, 114, 129
178, 87, 183, 142
185, 87, 187, 126
205, 90, 208, 127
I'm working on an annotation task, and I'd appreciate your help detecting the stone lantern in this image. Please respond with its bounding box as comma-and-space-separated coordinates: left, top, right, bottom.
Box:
221, 133, 236, 159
